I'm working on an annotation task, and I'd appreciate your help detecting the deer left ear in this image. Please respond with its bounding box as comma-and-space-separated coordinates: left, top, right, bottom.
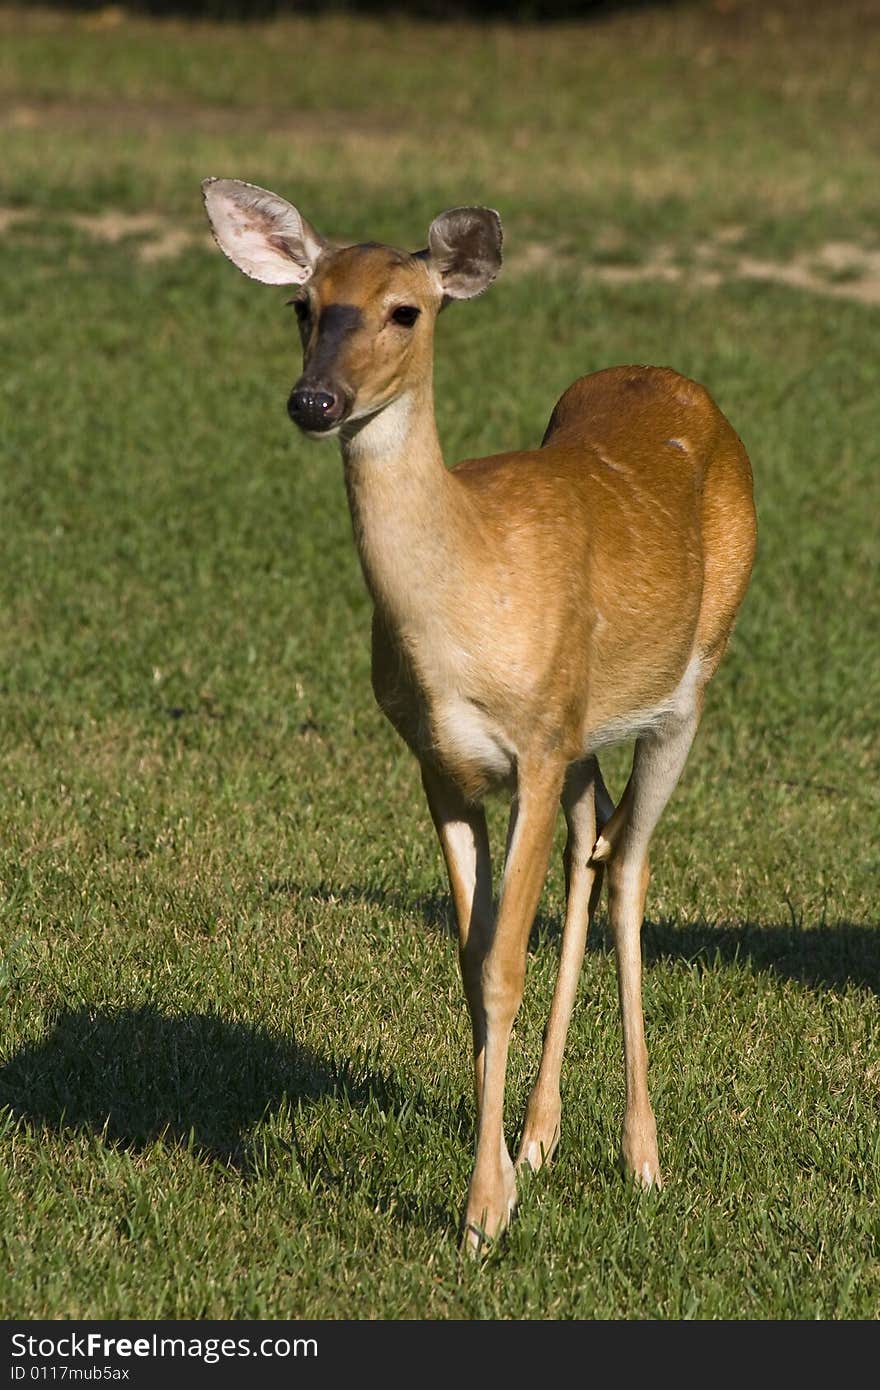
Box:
425, 206, 503, 301
202, 177, 327, 286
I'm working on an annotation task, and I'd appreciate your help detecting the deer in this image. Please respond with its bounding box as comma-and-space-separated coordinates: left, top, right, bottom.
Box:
202, 177, 757, 1253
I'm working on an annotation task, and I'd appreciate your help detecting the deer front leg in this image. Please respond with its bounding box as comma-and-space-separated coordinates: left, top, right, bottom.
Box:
421, 765, 493, 1114
464, 759, 563, 1253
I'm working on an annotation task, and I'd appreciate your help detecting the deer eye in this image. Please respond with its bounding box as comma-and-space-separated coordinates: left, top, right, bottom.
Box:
391, 304, 420, 328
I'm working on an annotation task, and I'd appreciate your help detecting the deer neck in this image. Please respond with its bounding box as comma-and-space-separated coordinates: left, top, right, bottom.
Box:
340, 379, 472, 637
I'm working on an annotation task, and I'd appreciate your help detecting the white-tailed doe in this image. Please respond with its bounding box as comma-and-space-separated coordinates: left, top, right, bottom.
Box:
203, 178, 756, 1251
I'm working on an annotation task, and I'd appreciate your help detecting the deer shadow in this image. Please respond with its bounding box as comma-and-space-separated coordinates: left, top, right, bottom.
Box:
636, 917, 880, 997
0, 1002, 453, 1227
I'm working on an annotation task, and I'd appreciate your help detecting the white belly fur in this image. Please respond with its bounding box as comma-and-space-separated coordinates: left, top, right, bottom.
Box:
585, 654, 704, 752
431, 655, 703, 786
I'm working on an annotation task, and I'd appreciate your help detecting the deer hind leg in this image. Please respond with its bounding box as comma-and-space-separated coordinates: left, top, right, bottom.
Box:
602, 708, 701, 1188
464, 757, 564, 1253
516, 757, 612, 1174
421, 765, 493, 1114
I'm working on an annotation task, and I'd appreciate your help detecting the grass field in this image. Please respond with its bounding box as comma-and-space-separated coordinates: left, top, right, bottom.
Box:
1, 0, 879, 1320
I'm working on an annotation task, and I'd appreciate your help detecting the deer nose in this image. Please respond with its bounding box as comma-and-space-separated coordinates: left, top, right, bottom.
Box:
287, 386, 343, 433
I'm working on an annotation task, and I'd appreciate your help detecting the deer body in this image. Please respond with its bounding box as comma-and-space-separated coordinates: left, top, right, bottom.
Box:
203, 179, 756, 1250
364, 367, 750, 799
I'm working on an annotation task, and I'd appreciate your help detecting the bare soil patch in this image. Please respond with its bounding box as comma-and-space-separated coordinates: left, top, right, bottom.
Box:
2, 202, 879, 303
509, 231, 880, 306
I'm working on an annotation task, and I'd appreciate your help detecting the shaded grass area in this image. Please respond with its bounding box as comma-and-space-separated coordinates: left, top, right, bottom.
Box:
1, 0, 879, 1320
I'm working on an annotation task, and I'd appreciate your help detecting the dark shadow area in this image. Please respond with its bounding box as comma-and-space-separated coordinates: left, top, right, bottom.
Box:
0, 1003, 460, 1229
638, 918, 880, 998
0, 1004, 424, 1173
271, 878, 880, 999
11, 0, 685, 21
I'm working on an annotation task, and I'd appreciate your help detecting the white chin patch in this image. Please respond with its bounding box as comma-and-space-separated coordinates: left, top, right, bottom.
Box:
302, 425, 341, 441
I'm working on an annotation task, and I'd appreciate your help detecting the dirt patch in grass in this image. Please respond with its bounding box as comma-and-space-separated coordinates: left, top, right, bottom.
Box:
0, 205, 215, 259
493, 232, 880, 306
732, 243, 880, 305
3, 202, 880, 304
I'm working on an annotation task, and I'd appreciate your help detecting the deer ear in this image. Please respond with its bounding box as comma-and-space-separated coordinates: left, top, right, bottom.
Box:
425, 206, 503, 301
202, 177, 327, 286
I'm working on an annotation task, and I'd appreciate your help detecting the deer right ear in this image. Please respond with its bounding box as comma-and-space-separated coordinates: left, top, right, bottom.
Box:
202, 178, 327, 286
426, 206, 503, 301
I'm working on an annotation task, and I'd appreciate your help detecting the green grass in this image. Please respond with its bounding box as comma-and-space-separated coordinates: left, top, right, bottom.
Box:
1, 0, 879, 1320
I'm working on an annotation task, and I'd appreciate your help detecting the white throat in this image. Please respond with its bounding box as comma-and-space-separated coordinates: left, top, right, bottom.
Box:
338, 386, 471, 636
341, 393, 415, 469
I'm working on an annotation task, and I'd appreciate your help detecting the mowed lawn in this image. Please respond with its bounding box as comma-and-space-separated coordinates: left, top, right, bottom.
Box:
1, 1, 878, 1319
